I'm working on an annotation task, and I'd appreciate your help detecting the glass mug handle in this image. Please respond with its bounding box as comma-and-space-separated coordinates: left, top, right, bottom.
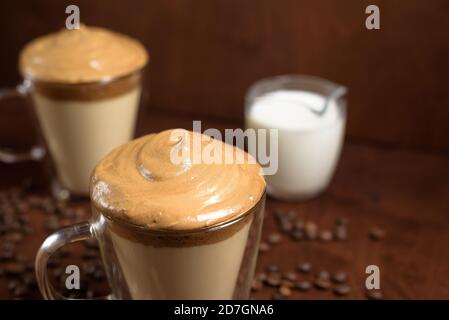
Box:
0, 82, 45, 163
35, 221, 111, 300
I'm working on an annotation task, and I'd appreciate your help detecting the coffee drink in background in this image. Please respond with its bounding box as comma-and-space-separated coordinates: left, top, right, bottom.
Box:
89, 129, 266, 299
19, 25, 148, 195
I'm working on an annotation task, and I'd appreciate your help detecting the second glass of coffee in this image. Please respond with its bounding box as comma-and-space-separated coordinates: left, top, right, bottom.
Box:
18, 25, 148, 198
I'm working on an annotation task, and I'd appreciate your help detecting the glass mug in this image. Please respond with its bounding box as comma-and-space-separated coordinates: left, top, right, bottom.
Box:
35, 193, 266, 299
0, 70, 144, 199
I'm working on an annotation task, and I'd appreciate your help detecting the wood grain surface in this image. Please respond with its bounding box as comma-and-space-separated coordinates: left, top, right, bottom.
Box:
0, 112, 448, 300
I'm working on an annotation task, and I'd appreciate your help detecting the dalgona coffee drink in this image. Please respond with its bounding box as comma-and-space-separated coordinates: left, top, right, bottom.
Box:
19, 25, 148, 195
89, 129, 266, 299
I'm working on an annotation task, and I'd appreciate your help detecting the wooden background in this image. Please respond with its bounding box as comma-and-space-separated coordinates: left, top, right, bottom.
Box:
0, 0, 448, 152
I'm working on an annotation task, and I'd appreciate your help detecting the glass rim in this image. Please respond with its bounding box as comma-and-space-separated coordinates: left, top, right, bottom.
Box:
96, 190, 266, 237
21, 66, 147, 87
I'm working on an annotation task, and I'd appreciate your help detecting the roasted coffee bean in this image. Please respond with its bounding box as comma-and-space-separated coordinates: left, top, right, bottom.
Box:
258, 242, 270, 253
335, 217, 349, 226
334, 225, 348, 241
255, 273, 268, 282
282, 272, 297, 282
273, 210, 286, 222
47, 257, 61, 268
332, 271, 348, 284
82, 262, 96, 276
369, 227, 386, 241
334, 284, 351, 296
0, 250, 15, 261
271, 293, 286, 300
7, 280, 19, 292
251, 279, 263, 292
294, 220, 305, 231
4, 262, 26, 275
266, 264, 280, 273
93, 269, 105, 281
297, 262, 312, 274
366, 290, 383, 300
4, 232, 24, 243
295, 280, 312, 292
291, 230, 304, 241
319, 230, 333, 242
305, 222, 318, 240
280, 220, 293, 233
267, 232, 282, 245
23, 226, 33, 235
14, 284, 29, 297
45, 216, 60, 231
265, 275, 281, 287
314, 278, 331, 290
23, 273, 37, 289
316, 270, 330, 280
53, 268, 64, 279
286, 210, 297, 221
86, 289, 95, 299
279, 285, 292, 297
281, 280, 294, 288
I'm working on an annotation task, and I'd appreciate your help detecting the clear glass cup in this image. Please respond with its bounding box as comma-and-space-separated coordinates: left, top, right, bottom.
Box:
35, 193, 266, 300
245, 75, 347, 200
0, 70, 145, 199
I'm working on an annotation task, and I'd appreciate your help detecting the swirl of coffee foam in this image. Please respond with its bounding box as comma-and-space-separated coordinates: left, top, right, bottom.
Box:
90, 129, 265, 230
19, 24, 148, 83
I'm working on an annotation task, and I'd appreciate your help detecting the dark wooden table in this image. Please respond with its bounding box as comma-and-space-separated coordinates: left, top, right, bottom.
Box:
1, 111, 448, 300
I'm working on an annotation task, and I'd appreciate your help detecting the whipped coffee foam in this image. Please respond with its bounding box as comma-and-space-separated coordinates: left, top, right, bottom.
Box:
19, 24, 148, 83
90, 129, 265, 230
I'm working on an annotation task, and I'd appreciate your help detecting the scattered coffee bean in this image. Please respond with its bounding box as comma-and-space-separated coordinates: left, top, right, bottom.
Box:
266, 264, 280, 273
13, 284, 29, 297
258, 242, 270, 253
319, 230, 333, 242
280, 280, 294, 288
45, 216, 60, 231
334, 225, 348, 241
305, 222, 318, 240
334, 284, 351, 296
297, 262, 312, 274
5, 232, 24, 243
282, 272, 297, 282
4, 261, 26, 275
86, 289, 95, 299
93, 269, 105, 281
255, 273, 268, 282
278, 285, 292, 297
294, 220, 304, 231
286, 210, 297, 221
295, 280, 312, 292
280, 220, 293, 233
271, 293, 286, 300
369, 227, 386, 241
314, 278, 332, 290
366, 290, 383, 300
251, 279, 263, 292
335, 217, 349, 226
316, 270, 330, 280
291, 230, 304, 241
23, 273, 37, 289
265, 275, 281, 287
267, 232, 282, 245
7, 280, 19, 292
332, 271, 348, 284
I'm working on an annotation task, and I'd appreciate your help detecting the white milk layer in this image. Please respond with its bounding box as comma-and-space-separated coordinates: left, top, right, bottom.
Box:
246, 90, 345, 199
33, 88, 141, 195
109, 221, 251, 299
